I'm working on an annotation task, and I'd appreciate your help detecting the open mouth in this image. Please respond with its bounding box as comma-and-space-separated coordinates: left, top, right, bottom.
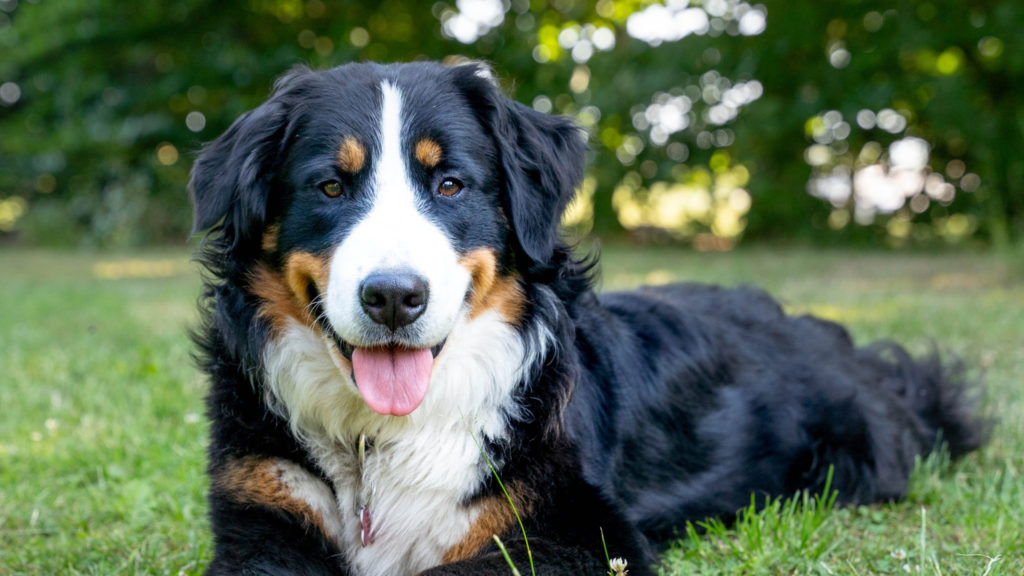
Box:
323, 323, 447, 418
328, 331, 445, 362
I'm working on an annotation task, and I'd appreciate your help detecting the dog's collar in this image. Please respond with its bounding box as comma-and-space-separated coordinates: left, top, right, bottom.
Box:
357, 433, 377, 547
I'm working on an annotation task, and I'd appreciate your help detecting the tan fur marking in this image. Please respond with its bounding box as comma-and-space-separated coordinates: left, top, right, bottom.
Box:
460, 248, 525, 323
486, 277, 526, 324
461, 249, 497, 310
443, 494, 522, 563
337, 136, 366, 173
285, 252, 328, 310
249, 265, 311, 333
262, 224, 280, 252
213, 457, 330, 537
248, 253, 327, 333
415, 138, 443, 168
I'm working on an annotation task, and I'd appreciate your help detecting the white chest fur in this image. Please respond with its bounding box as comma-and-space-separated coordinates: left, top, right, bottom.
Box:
262, 310, 543, 576
306, 424, 486, 576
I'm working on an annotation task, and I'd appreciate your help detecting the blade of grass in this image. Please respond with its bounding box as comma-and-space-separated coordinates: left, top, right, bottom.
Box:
465, 416, 535, 576
600, 527, 612, 574
492, 535, 522, 576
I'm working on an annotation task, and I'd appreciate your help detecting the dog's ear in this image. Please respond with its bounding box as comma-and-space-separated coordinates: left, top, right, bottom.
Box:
454, 64, 587, 266
189, 70, 308, 244
189, 101, 286, 241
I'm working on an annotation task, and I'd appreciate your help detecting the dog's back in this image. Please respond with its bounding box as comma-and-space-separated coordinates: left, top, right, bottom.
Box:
567, 283, 988, 542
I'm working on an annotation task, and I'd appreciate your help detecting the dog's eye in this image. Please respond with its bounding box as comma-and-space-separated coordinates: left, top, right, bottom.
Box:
438, 177, 464, 197
319, 180, 344, 198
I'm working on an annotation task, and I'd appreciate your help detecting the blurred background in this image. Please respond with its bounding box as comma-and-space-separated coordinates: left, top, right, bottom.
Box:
4, 3, 1024, 572
1, 0, 1022, 251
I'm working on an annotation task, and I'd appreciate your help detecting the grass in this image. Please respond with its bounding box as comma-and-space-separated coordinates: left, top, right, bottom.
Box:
1, 245, 1021, 575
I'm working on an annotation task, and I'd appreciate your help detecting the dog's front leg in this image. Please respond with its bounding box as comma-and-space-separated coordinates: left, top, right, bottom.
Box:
418, 536, 614, 576
419, 496, 655, 576
205, 455, 349, 576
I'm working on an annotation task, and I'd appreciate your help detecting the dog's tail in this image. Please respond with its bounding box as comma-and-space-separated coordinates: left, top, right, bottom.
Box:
859, 342, 991, 459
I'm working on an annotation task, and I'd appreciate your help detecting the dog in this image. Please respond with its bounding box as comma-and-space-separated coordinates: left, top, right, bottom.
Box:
189, 61, 987, 576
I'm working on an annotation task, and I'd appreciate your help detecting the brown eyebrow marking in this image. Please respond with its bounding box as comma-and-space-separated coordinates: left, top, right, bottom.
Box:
415, 138, 443, 168
337, 136, 366, 173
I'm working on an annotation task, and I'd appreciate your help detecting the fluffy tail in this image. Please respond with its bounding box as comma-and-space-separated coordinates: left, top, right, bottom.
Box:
859, 342, 991, 459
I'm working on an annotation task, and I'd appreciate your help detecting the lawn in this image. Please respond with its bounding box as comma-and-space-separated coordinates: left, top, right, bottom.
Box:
1, 246, 1021, 575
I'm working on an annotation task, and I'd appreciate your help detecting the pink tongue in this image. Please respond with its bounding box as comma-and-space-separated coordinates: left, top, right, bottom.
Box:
351, 347, 434, 416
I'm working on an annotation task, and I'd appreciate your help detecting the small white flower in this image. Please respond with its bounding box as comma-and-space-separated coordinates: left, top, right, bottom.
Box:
608, 557, 629, 576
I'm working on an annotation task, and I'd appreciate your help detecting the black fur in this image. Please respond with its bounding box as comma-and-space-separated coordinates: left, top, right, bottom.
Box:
191, 62, 988, 575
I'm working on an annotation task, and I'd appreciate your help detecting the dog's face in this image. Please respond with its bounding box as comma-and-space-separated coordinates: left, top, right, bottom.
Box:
190, 62, 585, 417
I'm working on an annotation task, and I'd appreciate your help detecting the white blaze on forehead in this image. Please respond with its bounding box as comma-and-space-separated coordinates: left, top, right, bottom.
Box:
324, 81, 470, 348
377, 82, 416, 212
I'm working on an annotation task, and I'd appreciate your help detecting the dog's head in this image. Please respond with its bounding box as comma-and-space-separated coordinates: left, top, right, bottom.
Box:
191, 62, 585, 417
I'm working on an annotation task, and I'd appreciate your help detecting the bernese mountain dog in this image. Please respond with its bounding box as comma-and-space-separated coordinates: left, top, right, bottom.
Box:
190, 61, 987, 576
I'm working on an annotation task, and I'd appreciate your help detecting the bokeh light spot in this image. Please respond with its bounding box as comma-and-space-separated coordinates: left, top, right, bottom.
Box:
829, 47, 851, 69
738, 8, 767, 36
314, 36, 334, 55
157, 143, 179, 166
863, 11, 884, 32
960, 173, 981, 192
186, 85, 207, 105
35, 173, 56, 193
0, 81, 21, 105
443, 0, 506, 44
570, 66, 591, 93
186, 111, 206, 132
978, 36, 1003, 59
935, 48, 963, 75
350, 27, 370, 47
945, 159, 966, 180
298, 29, 317, 49
0, 196, 27, 231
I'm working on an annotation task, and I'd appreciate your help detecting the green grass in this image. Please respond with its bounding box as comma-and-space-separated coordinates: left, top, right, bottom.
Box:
1, 246, 1021, 575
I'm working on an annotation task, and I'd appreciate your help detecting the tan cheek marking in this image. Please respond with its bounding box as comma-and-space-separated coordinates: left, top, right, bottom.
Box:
285, 252, 328, 310
415, 138, 443, 168
443, 492, 528, 563
247, 252, 327, 334
485, 277, 526, 325
212, 457, 335, 540
248, 265, 311, 333
337, 136, 366, 173
460, 249, 497, 311
460, 248, 525, 324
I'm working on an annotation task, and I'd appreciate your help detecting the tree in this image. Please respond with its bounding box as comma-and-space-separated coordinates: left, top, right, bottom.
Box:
1, 0, 1021, 247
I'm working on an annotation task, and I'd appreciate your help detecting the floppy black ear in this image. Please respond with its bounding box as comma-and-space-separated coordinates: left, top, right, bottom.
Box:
189, 68, 310, 245
454, 65, 587, 266
189, 100, 288, 241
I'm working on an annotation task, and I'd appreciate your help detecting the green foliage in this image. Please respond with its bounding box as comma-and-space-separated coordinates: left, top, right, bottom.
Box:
1, 0, 1023, 247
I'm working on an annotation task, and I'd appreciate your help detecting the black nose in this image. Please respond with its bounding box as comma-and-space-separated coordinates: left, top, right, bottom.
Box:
359, 271, 429, 330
